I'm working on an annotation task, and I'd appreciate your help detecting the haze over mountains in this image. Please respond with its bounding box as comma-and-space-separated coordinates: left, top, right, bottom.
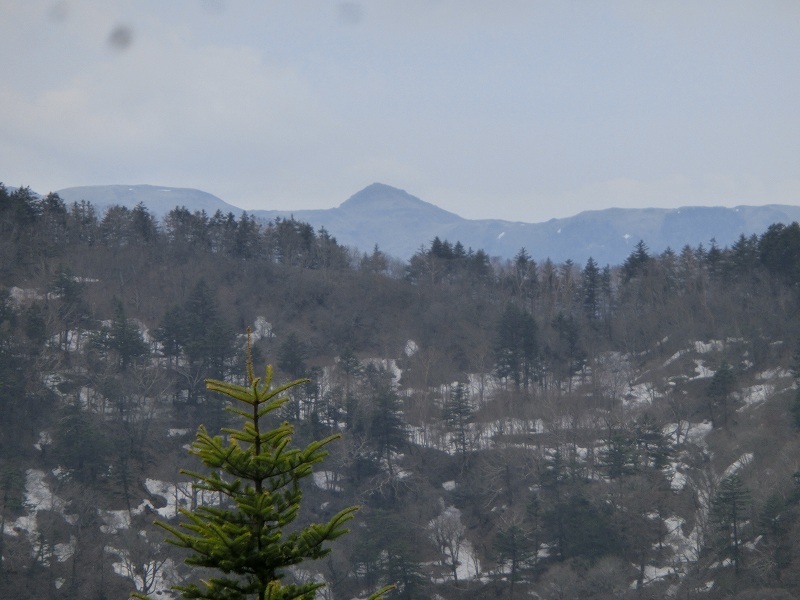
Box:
55, 182, 800, 266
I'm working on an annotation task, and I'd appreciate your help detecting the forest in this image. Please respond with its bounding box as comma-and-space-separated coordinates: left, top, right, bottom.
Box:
2, 182, 800, 599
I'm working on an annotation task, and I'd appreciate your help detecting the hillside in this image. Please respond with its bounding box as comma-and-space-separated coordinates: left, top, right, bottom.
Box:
3, 183, 800, 598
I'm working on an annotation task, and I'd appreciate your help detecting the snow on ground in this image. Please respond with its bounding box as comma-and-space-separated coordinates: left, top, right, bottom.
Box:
99, 509, 133, 534
738, 384, 774, 410
9, 286, 43, 304
144, 479, 193, 518
47, 329, 88, 352
362, 358, 402, 385
3, 470, 79, 565
683, 421, 713, 448
757, 368, 793, 381
109, 542, 180, 596
663, 350, 684, 367
53, 537, 76, 563
442, 481, 456, 491
668, 463, 687, 491
167, 428, 190, 437
142, 478, 222, 519
691, 360, 714, 380
404, 340, 418, 357
662, 516, 700, 564
428, 506, 481, 583
724, 453, 753, 477
409, 417, 545, 455
250, 316, 273, 341
694, 341, 724, 354
623, 383, 661, 408
313, 471, 343, 492
636, 565, 675, 587
34, 430, 53, 451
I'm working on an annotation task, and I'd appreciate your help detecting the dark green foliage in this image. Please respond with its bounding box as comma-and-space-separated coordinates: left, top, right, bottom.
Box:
89, 299, 149, 371
707, 361, 736, 428
406, 237, 492, 285
600, 428, 636, 479
494, 523, 534, 596
622, 240, 650, 281
711, 473, 752, 575
365, 365, 407, 475
157, 280, 237, 402
543, 492, 619, 561
352, 510, 428, 599
53, 403, 111, 484
150, 349, 392, 600
759, 222, 800, 284
582, 257, 601, 322
277, 332, 308, 380
634, 413, 673, 471
442, 383, 474, 458
494, 304, 539, 391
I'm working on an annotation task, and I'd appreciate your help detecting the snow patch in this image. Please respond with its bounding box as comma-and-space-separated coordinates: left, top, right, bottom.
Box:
250, 316, 273, 341
694, 340, 723, 354
404, 340, 418, 357
142, 478, 218, 518
442, 481, 456, 491
34, 430, 52, 451
312, 471, 343, 492
9, 286, 43, 304
738, 384, 773, 410
724, 453, 753, 477
756, 368, 792, 381
691, 360, 714, 380
684, 421, 713, 448
168, 428, 190, 437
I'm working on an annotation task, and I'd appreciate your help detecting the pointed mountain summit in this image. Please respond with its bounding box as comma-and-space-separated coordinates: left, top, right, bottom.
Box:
250, 183, 467, 258
339, 183, 458, 219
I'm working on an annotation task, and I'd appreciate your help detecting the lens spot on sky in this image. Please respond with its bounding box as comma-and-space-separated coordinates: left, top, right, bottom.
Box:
108, 25, 133, 52
48, 1, 69, 22
338, 2, 363, 26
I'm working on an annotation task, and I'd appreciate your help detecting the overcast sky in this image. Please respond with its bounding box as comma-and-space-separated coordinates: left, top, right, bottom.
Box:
2, 1, 799, 223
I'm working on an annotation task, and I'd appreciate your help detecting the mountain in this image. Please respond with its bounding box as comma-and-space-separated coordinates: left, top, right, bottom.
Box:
53, 182, 800, 266
250, 183, 800, 265
55, 184, 241, 219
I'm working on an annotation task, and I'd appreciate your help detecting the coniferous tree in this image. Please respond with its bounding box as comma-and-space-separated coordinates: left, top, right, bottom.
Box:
494, 522, 534, 598
442, 382, 474, 458
366, 365, 406, 476
711, 473, 751, 575
706, 361, 736, 428
146, 337, 392, 600
494, 304, 539, 391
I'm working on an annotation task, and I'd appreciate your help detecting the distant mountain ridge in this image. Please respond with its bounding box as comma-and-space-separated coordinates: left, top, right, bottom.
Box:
53, 182, 800, 266
56, 184, 241, 218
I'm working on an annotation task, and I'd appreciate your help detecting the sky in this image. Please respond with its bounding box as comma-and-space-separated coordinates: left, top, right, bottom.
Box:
2, 1, 800, 223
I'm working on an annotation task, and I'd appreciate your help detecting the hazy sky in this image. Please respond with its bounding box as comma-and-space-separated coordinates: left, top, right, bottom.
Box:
2, 1, 800, 223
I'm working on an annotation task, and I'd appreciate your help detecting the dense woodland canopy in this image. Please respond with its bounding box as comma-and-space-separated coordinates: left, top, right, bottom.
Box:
2, 182, 800, 598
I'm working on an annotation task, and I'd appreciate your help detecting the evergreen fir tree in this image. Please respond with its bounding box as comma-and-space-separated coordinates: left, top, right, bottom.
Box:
711, 473, 751, 575
442, 382, 474, 458
494, 523, 534, 598
144, 334, 392, 600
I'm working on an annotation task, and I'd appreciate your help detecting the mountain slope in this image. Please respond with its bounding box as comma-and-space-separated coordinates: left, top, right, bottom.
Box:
251, 184, 800, 265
